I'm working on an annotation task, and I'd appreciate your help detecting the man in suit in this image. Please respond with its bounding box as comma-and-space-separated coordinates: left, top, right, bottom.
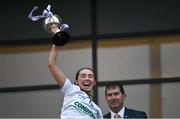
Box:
103, 82, 147, 119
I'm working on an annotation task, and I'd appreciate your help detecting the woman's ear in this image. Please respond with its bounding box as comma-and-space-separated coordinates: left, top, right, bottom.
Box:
93, 80, 96, 86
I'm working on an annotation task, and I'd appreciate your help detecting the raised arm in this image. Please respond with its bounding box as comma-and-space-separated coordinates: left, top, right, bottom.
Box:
48, 44, 67, 87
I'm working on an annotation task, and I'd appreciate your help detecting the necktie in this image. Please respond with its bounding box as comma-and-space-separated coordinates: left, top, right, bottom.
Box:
114, 113, 121, 119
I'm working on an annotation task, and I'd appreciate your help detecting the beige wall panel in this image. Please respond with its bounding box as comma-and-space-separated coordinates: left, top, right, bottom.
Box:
161, 43, 180, 77
161, 43, 180, 118
0, 48, 92, 88
162, 83, 180, 118
98, 45, 151, 81
0, 90, 63, 117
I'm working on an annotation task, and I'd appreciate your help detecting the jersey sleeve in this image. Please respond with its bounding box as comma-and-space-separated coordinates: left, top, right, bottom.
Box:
60, 78, 80, 96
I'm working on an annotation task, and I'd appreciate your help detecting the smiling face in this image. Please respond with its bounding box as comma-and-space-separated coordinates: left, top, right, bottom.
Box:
75, 68, 96, 95
105, 85, 126, 113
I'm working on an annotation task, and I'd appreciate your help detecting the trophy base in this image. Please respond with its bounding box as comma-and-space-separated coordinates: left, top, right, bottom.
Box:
53, 31, 70, 46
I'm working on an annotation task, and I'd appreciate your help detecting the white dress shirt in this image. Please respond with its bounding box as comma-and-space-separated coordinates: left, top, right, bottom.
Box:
110, 106, 125, 119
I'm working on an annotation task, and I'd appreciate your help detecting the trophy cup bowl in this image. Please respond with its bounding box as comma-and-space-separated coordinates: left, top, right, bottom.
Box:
43, 15, 70, 46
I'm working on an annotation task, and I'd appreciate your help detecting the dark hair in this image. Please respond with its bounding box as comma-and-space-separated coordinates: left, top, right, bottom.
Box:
105, 82, 125, 95
75, 67, 94, 80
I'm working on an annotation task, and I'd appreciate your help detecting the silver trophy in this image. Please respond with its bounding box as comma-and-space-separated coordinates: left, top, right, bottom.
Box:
28, 5, 70, 46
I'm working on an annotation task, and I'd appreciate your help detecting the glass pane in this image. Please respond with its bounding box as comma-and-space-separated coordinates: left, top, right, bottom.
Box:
97, 0, 180, 34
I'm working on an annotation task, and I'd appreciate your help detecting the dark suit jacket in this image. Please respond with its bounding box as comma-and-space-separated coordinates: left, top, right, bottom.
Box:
103, 107, 147, 119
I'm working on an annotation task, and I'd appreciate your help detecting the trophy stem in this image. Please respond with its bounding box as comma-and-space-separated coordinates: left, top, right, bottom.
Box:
53, 31, 70, 46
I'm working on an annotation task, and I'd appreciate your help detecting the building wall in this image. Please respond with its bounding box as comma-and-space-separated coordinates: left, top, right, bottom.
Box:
1, 36, 180, 117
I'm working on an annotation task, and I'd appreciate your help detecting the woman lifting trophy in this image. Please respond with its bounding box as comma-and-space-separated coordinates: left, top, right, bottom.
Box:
28, 4, 70, 46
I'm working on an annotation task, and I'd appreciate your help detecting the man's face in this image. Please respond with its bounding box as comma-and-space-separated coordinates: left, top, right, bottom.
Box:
75, 69, 96, 93
105, 86, 126, 112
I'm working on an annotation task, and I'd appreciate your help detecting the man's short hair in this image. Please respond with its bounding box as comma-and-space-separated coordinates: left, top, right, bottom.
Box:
105, 82, 125, 95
